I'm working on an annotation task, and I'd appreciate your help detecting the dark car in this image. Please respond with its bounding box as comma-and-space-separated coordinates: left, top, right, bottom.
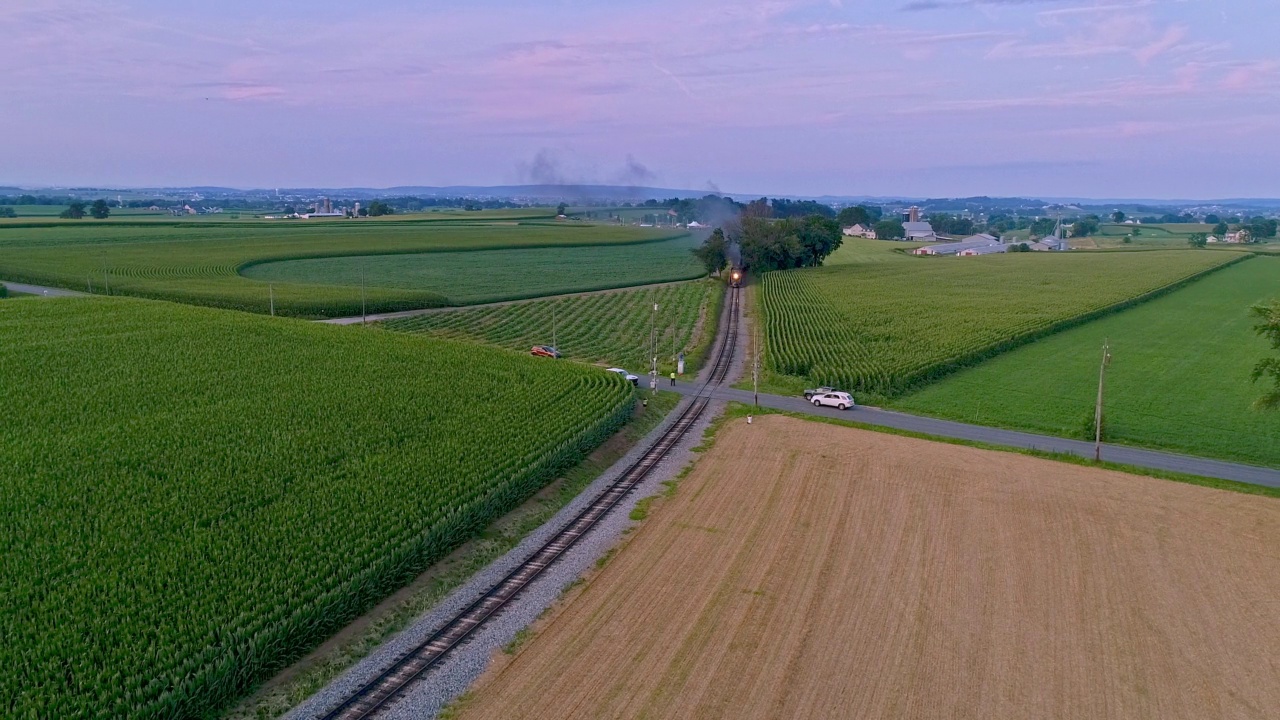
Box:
531, 345, 562, 359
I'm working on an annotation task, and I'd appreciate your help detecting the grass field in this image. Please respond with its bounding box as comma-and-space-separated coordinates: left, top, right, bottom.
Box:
0, 296, 634, 719
381, 280, 720, 375
821, 237, 927, 265
0, 219, 685, 316
757, 242, 1241, 399
242, 235, 704, 304
0, 205, 172, 218
456, 415, 1280, 720
897, 256, 1280, 468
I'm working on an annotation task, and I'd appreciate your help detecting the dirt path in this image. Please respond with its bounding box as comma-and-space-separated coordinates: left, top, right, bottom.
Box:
458, 415, 1280, 720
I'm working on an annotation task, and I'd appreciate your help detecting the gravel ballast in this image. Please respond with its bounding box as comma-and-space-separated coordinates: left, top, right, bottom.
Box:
287, 285, 743, 720
285, 394, 723, 720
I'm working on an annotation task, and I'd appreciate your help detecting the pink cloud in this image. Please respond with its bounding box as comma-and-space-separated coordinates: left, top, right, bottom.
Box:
1221, 61, 1280, 92
1134, 25, 1188, 65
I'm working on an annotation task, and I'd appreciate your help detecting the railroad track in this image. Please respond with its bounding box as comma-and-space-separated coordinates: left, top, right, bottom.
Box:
320, 285, 741, 720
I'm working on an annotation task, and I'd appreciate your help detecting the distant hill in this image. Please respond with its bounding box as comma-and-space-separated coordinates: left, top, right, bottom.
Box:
4, 184, 1278, 211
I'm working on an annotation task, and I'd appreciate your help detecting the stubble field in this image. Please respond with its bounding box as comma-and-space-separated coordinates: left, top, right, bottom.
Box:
458, 415, 1280, 720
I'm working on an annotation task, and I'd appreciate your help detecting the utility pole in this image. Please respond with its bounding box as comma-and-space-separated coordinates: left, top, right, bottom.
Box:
671, 322, 676, 372
361, 267, 367, 325
269, 284, 275, 317
552, 303, 557, 350
1094, 338, 1111, 462
649, 299, 658, 392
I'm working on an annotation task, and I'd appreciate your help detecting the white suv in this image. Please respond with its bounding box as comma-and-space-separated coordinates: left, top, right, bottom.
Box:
606, 368, 640, 386
811, 391, 854, 410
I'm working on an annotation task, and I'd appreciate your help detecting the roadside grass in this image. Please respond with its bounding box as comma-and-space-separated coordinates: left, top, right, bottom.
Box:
896, 257, 1280, 469
223, 391, 681, 720
501, 628, 535, 655
719, 403, 1280, 500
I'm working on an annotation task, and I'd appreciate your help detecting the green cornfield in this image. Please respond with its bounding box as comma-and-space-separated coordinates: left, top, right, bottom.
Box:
759, 249, 1243, 398
0, 296, 634, 718
897, 256, 1280, 468
382, 280, 721, 374
0, 218, 685, 317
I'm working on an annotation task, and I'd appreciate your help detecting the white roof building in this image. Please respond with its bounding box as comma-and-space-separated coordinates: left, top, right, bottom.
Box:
912, 235, 1003, 256
903, 221, 938, 241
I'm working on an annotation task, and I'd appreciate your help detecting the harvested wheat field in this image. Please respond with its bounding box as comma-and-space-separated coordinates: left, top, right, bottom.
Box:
458, 415, 1280, 720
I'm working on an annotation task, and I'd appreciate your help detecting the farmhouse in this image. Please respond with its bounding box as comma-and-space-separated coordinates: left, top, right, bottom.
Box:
903, 221, 939, 242
1225, 230, 1251, 244
842, 223, 876, 239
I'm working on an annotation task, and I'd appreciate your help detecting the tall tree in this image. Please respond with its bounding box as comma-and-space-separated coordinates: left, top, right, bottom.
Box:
742, 198, 772, 219
1071, 217, 1100, 237
1251, 301, 1280, 409
836, 205, 872, 228
59, 201, 86, 219
1214, 221, 1230, 236
692, 228, 728, 275
556, 202, 567, 216
1188, 233, 1208, 248
90, 199, 111, 219
1111, 210, 1125, 223
737, 215, 842, 272
873, 219, 904, 240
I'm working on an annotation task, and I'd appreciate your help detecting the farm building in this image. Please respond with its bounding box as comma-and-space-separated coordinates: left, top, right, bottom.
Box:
912, 236, 1004, 256
903, 221, 939, 242
1029, 236, 1067, 251
842, 224, 876, 239
957, 245, 1007, 256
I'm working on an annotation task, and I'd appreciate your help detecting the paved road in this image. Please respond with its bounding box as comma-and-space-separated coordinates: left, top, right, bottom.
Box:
663, 383, 1280, 489
319, 279, 698, 325
1, 281, 85, 297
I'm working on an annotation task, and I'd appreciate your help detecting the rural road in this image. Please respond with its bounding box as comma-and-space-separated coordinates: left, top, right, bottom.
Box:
1, 281, 84, 297
318, 279, 699, 325
664, 384, 1280, 489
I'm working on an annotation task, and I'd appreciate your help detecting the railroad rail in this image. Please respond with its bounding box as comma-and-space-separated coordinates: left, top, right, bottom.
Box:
319, 284, 740, 720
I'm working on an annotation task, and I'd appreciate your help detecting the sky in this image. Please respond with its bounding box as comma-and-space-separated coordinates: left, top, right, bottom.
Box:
3, 0, 1277, 199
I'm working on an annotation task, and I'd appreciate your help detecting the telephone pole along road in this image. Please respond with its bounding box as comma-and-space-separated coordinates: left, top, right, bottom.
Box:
667, 384, 1280, 489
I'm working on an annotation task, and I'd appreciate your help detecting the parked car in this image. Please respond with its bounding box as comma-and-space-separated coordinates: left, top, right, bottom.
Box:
803, 386, 836, 400
811, 391, 854, 410
531, 345, 561, 359
606, 368, 640, 386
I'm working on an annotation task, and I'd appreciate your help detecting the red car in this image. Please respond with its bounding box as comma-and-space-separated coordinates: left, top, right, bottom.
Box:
531, 345, 561, 359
